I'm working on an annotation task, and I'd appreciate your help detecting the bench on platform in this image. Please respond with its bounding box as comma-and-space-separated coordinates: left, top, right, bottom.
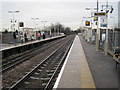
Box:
113, 47, 120, 69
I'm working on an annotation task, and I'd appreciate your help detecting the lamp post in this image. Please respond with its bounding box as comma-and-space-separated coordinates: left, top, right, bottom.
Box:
95, 0, 100, 51
41, 21, 47, 35
31, 18, 39, 40
41, 21, 47, 29
31, 18, 39, 28
101, 2, 114, 55
8, 11, 19, 31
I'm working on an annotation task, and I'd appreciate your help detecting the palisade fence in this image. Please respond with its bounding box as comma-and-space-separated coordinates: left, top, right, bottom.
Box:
99, 29, 120, 54
108, 29, 120, 54
1, 32, 22, 44
0, 31, 56, 44
108, 30, 115, 54
1, 32, 13, 44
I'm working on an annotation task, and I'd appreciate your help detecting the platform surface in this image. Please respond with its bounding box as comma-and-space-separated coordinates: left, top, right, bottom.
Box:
80, 36, 119, 88
54, 35, 95, 88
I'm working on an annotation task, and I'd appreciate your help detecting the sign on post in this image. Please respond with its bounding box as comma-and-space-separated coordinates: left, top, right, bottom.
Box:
100, 17, 107, 27
93, 17, 98, 21
94, 12, 106, 17
85, 21, 90, 26
19, 22, 24, 27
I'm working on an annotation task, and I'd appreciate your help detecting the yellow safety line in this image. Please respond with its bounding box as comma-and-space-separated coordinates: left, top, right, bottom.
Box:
78, 36, 96, 89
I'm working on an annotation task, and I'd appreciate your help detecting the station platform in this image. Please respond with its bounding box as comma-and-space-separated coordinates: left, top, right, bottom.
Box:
0, 35, 65, 59
54, 35, 119, 89
54, 35, 95, 88
80, 36, 119, 88
0, 35, 64, 51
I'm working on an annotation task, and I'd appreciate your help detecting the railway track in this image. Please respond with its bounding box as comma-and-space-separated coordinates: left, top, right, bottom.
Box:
8, 35, 75, 89
1, 36, 68, 72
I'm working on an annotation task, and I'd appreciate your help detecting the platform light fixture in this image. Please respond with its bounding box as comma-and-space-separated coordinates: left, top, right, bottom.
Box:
8, 10, 19, 31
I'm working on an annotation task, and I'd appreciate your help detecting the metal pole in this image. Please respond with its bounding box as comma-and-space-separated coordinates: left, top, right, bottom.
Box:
105, 0, 109, 55
97, 0, 99, 11
115, 31, 117, 47
34, 19, 36, 40
113, 28, 115, 52
32, 18, 39, 40
13, 12, 15, 31
50, 28, 51, 36
90, 9, 93, 44
96, 0, 99, 51
105, 13, 108, 55
59, 26, 61, 35
34, 19, 35, 28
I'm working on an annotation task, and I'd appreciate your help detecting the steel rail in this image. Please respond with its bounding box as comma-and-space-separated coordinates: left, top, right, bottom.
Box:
1, 37, 68, 73
9, 36, 74, 90
2, 37, 66, 64
44, 38, 74, 90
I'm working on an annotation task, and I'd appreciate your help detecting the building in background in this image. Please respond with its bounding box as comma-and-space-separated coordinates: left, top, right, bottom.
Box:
118, 1, 120, 28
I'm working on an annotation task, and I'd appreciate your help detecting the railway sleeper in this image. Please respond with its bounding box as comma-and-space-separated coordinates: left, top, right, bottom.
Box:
41, 77, 51, 81
43, 64, 47, 67
42, 83, 47, 86
34, 72, 39, 75
30, 76, 40, 80
46, 70, 54, 73
40, 66, 45, 69
37, 69, 42, 72
24, 82, 30, 85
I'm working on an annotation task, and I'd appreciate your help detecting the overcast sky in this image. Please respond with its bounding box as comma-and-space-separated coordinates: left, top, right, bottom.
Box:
0, 0, 120, 30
